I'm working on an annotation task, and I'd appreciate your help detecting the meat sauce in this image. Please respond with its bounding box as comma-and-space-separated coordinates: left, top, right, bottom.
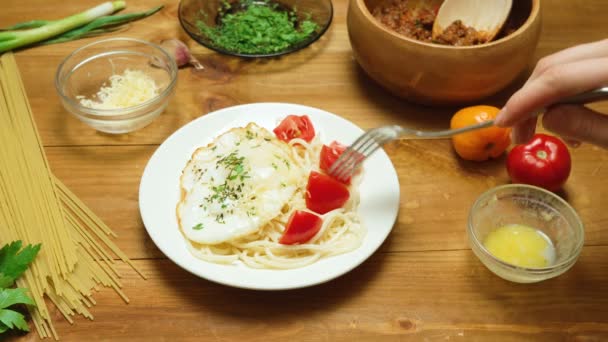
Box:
435, 20, 486, 46
372, 0, 516, 46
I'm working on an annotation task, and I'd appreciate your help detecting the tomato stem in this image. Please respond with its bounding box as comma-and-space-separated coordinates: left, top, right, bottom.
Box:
536, 150, 548, 160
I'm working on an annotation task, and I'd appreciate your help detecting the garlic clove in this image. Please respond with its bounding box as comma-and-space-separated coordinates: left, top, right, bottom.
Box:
160, 39, 204, 70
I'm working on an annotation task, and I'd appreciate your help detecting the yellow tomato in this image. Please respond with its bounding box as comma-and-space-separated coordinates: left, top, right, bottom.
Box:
450, 105, 511, 161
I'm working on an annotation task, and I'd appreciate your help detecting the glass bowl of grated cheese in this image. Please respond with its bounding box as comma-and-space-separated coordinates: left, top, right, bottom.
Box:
55, 37, 178, 134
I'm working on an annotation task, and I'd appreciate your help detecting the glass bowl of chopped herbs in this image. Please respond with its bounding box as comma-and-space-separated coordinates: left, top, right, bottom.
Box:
178, 0, 332, 57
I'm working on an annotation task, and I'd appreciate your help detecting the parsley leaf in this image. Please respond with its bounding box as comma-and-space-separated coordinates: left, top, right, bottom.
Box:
0, 241, 40, 335
0, 275, 12, 290
0, 307, 29, 332
0, 241, 41, 288
0, 288, 35, 308
192, 223, 204, 230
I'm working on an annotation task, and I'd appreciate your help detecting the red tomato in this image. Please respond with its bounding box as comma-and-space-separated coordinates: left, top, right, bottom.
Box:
506, 134, 572, 192
279, 210, 323, 245
273, 115, 315, 143
319, 141, 351, 183
305, 171, 350, 214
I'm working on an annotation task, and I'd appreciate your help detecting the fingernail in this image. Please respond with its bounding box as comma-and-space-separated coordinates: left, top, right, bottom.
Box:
494, 109, 507, 126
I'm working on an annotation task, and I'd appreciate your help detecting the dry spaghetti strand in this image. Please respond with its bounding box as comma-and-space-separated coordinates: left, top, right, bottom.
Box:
0, 52, 144, 340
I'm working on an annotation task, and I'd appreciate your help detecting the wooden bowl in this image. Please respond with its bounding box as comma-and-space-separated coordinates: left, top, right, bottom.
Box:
347, 0, 541, 105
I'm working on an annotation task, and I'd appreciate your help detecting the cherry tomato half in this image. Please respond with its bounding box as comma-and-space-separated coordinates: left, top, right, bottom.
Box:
279, 210, 323, 245
273, 115, 316, 143
305, 171, 350, 214
319, 141, 351, 184
506, 134, 572, 192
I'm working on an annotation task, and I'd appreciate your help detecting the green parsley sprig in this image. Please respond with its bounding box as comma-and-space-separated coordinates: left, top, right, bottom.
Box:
0, 241, 40, 334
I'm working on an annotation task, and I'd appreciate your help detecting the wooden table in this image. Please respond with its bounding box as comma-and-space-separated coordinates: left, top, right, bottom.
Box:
4, 0, 608, 340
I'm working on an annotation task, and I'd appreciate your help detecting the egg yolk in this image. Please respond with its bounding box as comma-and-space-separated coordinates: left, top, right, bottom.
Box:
483, 224, 556, 268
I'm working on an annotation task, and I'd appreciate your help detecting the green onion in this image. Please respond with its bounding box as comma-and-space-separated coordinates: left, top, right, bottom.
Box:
41, 5, 163, 45
0, 1, 125, 53
0, 20, 51, 31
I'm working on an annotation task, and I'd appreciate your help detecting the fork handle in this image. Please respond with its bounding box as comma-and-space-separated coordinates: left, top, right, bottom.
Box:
429, 87, 608, 138
554, 86, 608, 105
454, 86, 608, 136
526, 86, 608, 119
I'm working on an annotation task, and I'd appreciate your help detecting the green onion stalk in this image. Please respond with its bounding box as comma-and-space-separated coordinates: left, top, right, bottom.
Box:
0, 1, 139, 53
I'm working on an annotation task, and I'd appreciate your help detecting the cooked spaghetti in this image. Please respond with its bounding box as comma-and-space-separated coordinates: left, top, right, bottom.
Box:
177, 122, 365, 269
0, 52, 143, 340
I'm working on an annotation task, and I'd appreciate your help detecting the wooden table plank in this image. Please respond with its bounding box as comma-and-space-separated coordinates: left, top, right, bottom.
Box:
45, 140, 608, 261
8, 248, 608, 341
8, 0, 608, 147
3, 0, 608, 341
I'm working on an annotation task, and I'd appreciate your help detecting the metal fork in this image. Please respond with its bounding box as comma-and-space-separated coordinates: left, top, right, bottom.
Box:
328, 87, 608, 182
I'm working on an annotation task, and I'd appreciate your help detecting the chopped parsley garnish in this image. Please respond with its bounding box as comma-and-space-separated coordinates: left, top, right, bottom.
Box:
203, 150, 250, 223
192, 223, 204, 230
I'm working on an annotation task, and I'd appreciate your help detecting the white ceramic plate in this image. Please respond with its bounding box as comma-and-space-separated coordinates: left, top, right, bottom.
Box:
139, 103, 400, 290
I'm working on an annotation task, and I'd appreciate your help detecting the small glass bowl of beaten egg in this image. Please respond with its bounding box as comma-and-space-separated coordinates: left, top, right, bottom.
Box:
55, 37, 178, 134
468, 184, 584, 283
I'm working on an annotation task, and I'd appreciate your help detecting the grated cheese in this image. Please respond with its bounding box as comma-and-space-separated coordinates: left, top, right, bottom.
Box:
77, 69, 159, 110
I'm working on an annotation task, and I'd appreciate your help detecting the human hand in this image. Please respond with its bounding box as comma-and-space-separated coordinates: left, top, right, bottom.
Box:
494, 39, 608, 148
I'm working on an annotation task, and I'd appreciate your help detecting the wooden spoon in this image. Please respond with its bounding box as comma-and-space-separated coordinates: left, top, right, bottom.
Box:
432, 0, 513, 43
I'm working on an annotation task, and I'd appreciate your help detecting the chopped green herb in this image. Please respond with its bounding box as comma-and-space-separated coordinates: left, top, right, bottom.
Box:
192, 223, 204, 230
203, 150, 250, 223
196, 0, 319, 55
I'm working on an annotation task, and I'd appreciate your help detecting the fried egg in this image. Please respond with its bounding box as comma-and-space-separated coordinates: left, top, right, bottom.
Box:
177, 123, 306, 244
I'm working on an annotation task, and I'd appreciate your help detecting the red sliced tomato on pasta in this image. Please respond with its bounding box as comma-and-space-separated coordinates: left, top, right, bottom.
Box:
279, 210, 323, 245
273, 115, 315, 143
305, 171, 350, 214
319, 141, 352, 184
